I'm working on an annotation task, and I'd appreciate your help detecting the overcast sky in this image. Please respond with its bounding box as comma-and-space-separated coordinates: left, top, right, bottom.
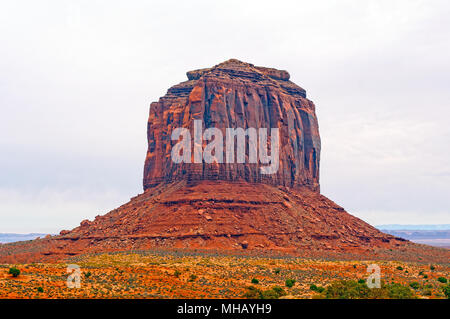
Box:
1, 0, 449, 233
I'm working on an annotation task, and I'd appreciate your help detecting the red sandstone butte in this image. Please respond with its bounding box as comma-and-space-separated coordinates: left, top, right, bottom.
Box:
1, 59, 448, 264
144, 59, 320, 191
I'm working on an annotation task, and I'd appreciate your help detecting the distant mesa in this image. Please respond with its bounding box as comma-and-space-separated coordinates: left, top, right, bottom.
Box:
0, 233, 51, 244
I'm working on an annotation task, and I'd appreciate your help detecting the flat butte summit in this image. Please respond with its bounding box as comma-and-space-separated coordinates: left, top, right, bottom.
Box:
1, 59, 448, 263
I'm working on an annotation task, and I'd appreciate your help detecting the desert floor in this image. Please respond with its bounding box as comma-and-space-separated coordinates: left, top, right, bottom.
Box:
0, 251, 449, 299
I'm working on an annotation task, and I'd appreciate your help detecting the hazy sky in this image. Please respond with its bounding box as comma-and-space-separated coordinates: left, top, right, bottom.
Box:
1, 0, 449, 233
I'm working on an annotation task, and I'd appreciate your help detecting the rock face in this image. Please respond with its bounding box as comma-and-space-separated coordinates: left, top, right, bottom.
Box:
1, 59, 449, 264
143, 59, 320, 192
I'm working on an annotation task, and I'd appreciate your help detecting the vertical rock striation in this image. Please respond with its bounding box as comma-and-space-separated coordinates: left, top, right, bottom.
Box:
143, 59, 321, 191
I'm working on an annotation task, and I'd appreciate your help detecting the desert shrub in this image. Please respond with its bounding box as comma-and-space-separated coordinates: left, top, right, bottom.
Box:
442, 284, 450, 299
396, 266, 403, 271
358, 279, 365, 284
310, 284, 325, 293
251, 278, 259, 284
8, 267, 20, 277
409, 282, 420, 290
323, 280, 415, 299
243, 286, 287, 299
386, 283, 414, 299
422, 289, 432, 296
285, 279, 296, 288
430, 265, 435, 271
243, 286, 261, 299
37, 287, 44, 293
324, 280, 371, 299
423, 274, 428, 279
188, 274, 197, 282
274, 268, 281, 275
271, 286, 286, 297
174, 270, 181, 277
418, 271, 424, 276
437, 277, 447, 283
259, 289, 279, 299
84, 271, 92, 278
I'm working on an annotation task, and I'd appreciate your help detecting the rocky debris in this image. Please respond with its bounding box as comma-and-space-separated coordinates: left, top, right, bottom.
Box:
1, 180, 448, 264
80, 220, 91, 227
283, 201, 292, 209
